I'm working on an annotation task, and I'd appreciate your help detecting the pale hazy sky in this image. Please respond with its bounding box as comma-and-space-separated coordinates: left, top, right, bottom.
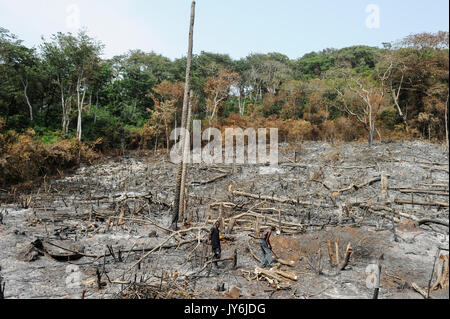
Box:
0, 0, 448, 60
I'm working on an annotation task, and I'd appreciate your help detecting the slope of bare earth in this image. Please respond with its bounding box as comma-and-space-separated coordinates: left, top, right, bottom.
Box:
0, 141, 448, 299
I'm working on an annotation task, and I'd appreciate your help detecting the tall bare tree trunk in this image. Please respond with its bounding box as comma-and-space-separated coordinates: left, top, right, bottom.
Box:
76, 80, 86, 141
368, 110, 374, 146
21, 78, 33, 121
171, 1, 196, 230
445, 94, 449, 148
94, 92, 99, 124
179, 91, 193, 223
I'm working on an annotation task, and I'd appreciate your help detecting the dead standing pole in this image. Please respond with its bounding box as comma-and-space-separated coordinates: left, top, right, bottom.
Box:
179, 91, 194, 222
171, 1, 196, 230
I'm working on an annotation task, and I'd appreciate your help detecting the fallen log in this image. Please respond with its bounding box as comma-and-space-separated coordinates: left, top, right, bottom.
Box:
394, 199, 449, 208
420, 165, 449, 173
207, 211, 304, 231
192, 173, 230, 186
411, 282, 429, 299
334, 176, 383, 194
228, 185, 317, 207
254, 266, 285, 283
277, 259, 295, 267
389, 188, 449, 196
273, 269, 298, 281
417, 219, 449, 228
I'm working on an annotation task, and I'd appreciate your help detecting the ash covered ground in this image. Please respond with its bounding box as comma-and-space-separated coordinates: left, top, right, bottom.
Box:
0, 141, 448, 299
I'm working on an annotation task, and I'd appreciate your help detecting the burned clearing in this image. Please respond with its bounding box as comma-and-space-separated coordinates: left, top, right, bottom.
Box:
0, 141, 448, 299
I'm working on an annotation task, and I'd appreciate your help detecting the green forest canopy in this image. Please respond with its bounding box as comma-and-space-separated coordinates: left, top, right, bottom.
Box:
1, 27, 449, 149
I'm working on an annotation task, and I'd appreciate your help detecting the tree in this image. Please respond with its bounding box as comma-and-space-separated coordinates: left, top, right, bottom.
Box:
148, 81, 184, 150
279, 80, 306, 120
376, 50, 409, 132
293, 51, 333, 79
332, 69, 386, 146
73, 31, 103, 141
89, 61, 114, 124
204, 68, 240, 126
0, 28, 39, 122
41, 31, 103, 138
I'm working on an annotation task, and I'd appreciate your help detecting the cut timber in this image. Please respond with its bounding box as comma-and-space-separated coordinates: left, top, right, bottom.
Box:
192, 173, 230, 185
327, 240, 335, 266
411, 283, 429, 299
218, 204, 225, 233
339, 243, 353, 271
442, 255, 449, 289
229, 186, 314, 206
394, 199, 449, 208
254, 218, 260, 239
277, 259, 295, 267
253, 266, 298, 283
335, 241, 340, 266
254, 266, 284, 284
227, 218, 236, 234
272, 269, 298, 281
351, 203, 449, 227
420, 165, 449, 173
391, 189, 449, 196
334, 176, 383, 194
417, 219, 449, 228
431, 253, 449, 290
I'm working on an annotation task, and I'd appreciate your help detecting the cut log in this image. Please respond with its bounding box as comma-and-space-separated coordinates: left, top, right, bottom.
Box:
431, 255, 444, 291
254, 217, 260, 239
227, 218, 236, 234
411, 283, 428, 299
339, 243, 353, 271
192, 173, 230, 185
229, 186, 314, 206
442, 255, 449, 289
391, 189, 449, 196
254, 267, 284, 282
218, 203, 225, 233
335, 176, 383, 194
420, 165, 449, 173
273, 269, 298, 281
277, 259, 295, 267
431, 253, 449, 291
394, 199, 449, 208
335, 241, 340, 266
327, 240, 335, 266
417, 219, 449, 228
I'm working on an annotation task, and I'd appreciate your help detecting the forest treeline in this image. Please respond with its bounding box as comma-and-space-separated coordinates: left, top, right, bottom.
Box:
0, 27, 449, 185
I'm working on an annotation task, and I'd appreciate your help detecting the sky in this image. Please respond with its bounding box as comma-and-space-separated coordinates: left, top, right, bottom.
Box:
0, 0, 448, 60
